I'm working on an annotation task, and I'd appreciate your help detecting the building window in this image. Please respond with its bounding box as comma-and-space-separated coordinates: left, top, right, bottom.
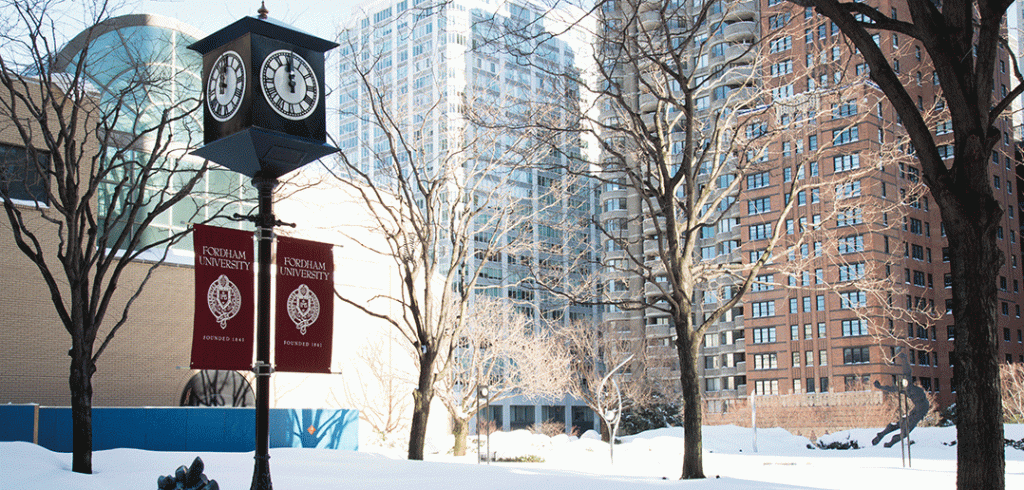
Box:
0, 143, 50, 203
838, 235, 864, 254
841, 318, 868, 336
754, 379, 779, 395
749, 223, 772, 240
510, 405, 536, 430
839, 291, 867, 309
750, 301, 775, 318
833, 154, 860, 173
843, 347, 870, 364
747, 171, 770, 189
838, 263, 865, 282
748, 197, 771, 215
753, 353, 779, 370
832, 126, 859, 145
836, 208, 863, 227
752, 327, 777, 343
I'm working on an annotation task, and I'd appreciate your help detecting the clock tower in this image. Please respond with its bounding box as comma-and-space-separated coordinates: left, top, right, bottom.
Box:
188, 4, 338, 178
187, 6, 340, 490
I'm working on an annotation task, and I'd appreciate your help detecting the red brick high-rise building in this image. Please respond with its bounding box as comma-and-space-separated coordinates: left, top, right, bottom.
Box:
741, 0, 1024, 410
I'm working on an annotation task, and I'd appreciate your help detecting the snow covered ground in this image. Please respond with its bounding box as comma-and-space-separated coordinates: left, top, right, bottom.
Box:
4, 425, 1023, 489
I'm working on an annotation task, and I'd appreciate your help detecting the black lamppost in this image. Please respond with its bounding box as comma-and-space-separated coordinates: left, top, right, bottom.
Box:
188, 5, 338, 489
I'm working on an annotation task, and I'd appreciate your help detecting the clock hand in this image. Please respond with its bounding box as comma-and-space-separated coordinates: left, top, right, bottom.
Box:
219, 58, 228, 95
287, 52, 296, 94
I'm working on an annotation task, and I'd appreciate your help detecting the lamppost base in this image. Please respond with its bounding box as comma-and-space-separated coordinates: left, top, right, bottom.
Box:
250, 454, 272, 490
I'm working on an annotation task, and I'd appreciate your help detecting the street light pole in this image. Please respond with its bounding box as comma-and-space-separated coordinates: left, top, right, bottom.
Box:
188, 10, 339, 490
251, 175, 278, 490
476, 382, 482, 464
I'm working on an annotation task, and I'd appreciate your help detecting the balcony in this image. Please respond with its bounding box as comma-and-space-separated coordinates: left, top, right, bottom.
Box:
640, 10, 661, 30
723, 21, 757, 43
727, 86, 758, 104
643, 239, 663, 254
639, 92, 658, 112
725, 43, 756, 65
601, 309, 630, 322
637, 0, 660, 13
717, 362, 746, 376
640, 111, 657, 129
644, 281, 669, 296
723, 0, 757, 22
720, 65, 755, 87
643, 216, 666, 234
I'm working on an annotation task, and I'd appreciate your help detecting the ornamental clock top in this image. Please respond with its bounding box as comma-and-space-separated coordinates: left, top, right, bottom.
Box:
188, 5, 337, 57
188, 3, 339, 178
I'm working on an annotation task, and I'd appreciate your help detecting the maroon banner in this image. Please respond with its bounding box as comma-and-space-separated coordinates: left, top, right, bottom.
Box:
190, 224, 255, 370
275, 236, 334, 373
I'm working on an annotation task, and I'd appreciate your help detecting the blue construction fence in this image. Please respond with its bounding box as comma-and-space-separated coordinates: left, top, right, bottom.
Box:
0, 405, 358, 452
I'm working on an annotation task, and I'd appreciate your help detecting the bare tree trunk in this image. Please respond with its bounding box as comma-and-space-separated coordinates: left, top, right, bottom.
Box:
452, 417, 469, 457
69, 342, 93, 474
408, 358, 435, 460
677, 336, 704, 479
945, 185, 1005, 490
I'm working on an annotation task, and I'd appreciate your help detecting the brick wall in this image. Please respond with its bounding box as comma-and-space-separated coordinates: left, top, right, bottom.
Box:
0, 79, 195, 407
703, 391, 897, 440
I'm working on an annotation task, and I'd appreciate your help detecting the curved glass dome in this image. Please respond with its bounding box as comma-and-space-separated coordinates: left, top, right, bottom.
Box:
52, 14, 254, 257
53, 14, 205, 137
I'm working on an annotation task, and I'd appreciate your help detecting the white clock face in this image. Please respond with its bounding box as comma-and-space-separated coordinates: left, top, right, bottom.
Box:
260, 49, 319, 120
207, 50, 245, 122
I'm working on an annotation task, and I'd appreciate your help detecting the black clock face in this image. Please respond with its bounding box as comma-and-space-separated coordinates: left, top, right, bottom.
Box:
260, 49, 319, 121
206, 50, 245, 122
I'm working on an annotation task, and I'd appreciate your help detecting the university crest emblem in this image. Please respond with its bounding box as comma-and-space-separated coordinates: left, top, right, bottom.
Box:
287, 284, 320, 335
207, 274, 242, 329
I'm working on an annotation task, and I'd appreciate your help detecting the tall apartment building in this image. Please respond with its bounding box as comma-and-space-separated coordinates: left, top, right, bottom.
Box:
596, 0, 760, 406
595, 0, 1023, 417
743, 0, 1024, 408
337, 0, 599, 432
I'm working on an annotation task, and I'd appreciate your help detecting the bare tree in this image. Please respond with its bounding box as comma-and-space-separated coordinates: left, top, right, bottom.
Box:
439, 297, 570, 456
0, 1, 243, 473
341, 337, 414, 448
506, 0, 857, 478
780, 0, 1022, 487
1001, 362, 1024, 424
491, 0, 896, 478
558, 320, 658, 443
331, 7, 572, 458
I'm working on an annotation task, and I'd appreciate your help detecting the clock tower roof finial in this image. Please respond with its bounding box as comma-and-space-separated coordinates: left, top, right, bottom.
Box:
257, 2, 269, 19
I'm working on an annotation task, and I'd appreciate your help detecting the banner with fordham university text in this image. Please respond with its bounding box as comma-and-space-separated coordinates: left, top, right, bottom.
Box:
190, 224, 255, 370
275, 235, 334, 373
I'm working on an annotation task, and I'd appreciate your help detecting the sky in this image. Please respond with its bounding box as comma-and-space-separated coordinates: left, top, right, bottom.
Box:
129, 0, 371, 39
